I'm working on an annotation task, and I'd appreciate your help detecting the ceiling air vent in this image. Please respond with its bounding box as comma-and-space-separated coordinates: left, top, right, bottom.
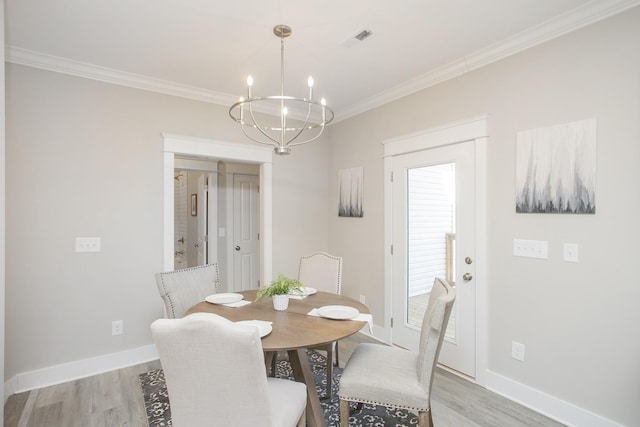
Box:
354, 29, 373, 41
340, 28, 374, 48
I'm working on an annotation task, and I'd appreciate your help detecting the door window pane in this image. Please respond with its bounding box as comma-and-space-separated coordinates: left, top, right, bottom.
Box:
406, 163, 456, 333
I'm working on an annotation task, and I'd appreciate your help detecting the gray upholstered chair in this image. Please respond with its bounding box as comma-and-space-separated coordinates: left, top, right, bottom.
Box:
298, 252, 342, 398
151, 312, 307, 427
155, 263, 220, 318
338, 277, 455, 427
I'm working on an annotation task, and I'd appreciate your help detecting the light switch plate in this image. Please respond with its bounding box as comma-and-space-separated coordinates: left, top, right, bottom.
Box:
513, 239, 548, 259
563, 243, 579, 262
76, 237, 101, 253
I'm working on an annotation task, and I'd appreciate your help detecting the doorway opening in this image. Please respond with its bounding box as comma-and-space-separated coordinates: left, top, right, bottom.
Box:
163, 134, 273, 291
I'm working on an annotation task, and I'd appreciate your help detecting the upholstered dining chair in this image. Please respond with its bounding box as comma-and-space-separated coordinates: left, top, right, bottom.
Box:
155, 263, 219, 319
151, 312, 307, 427
297, 251, 343, 398
338, 277, 456, 427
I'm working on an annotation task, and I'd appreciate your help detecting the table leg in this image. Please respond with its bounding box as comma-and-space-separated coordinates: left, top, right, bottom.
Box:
288, 349, 326, 427
264, 351, 275, 376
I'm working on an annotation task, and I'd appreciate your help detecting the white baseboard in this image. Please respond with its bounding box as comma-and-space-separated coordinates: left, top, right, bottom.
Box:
4, 344, 159, 398
486, 370, 623, 427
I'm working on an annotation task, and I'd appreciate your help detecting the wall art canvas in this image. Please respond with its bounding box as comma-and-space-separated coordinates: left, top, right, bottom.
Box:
516, 118, 596, 214
338, 166, 364, 217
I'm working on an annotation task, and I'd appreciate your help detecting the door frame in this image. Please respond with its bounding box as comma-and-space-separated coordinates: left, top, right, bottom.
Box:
162, 134, 273, 287
383, 115, 488, 386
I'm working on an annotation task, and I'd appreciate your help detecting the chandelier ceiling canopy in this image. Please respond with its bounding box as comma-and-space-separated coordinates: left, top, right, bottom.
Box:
229, 25, 334, 155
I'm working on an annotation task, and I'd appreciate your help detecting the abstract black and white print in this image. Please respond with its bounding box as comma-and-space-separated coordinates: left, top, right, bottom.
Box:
338, 166, 364, 217
516, 118, 596, 214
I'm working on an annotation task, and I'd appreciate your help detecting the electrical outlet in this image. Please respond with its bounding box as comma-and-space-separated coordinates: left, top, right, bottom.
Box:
563, 243, 579, 262
76, 237, 101, 253
512, 341, 525, 361
112, 320, 123, 336
513, 239, 548, 259
359, 295, 366, 304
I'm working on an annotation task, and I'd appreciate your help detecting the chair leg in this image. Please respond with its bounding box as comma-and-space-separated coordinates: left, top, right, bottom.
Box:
296, 409, 306, 427
418, 409, 433, 427
339, 399, 350, 427
334, 340, 340, 366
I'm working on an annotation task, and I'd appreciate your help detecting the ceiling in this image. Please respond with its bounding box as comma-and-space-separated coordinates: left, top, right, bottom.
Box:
5, 0, 638, 121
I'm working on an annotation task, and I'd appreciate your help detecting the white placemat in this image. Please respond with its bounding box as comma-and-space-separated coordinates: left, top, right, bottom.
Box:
307, 308, 373, 334
223, 300, 252, 308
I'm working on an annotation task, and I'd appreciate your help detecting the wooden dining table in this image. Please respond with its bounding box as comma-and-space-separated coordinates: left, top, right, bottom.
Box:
185, 289, 370, 427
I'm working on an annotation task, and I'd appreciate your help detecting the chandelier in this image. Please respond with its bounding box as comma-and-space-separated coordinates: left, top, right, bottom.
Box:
229, 25, 334, 155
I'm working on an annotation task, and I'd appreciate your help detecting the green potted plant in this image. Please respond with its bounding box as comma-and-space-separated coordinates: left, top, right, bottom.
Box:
255, 273, 303, 311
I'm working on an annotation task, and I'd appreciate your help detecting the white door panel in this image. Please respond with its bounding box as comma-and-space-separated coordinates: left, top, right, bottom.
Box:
391, 140, 476, 377
232, 174, 260, 291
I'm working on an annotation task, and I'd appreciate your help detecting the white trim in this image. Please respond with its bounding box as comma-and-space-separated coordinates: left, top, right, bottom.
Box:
486, 370, 624, 427
6, 1, 639, 122
474, 136, 489, 387
383, 116, 488, 383
162, 134, 273, 287
383, 115, 489, 157
5, 47, 235, 106
5, 345, 159, 396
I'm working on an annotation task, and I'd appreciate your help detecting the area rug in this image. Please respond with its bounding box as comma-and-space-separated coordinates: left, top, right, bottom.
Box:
140, 350, 419, 426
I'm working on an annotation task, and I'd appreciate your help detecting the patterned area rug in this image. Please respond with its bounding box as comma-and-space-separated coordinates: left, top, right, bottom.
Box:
140, 350, 419, 426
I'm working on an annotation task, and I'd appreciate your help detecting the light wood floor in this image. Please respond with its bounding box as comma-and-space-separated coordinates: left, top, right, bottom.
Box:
5, 333, 565, 427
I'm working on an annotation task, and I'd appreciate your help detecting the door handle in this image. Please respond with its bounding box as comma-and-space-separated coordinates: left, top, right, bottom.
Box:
235, 246, 241, 251
463, 272, 473, 282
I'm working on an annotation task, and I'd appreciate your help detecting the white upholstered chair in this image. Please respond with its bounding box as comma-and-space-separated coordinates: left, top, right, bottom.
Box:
155, 263, 220, 319
151, 312, 307, 427
338, 277, 455, 427
297, 252, 343, 399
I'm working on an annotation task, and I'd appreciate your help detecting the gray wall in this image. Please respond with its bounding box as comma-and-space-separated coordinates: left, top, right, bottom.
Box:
5, 64, 329, 380
327, 8, 640, 426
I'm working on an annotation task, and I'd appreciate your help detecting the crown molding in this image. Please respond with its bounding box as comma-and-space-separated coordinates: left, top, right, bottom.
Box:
336, 0, 640, 122
5, 0, 639, 122
5, 46, 236, 106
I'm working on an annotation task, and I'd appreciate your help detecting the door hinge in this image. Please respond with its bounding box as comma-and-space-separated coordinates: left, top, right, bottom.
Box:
390, 317, 394, 328
257, 232, 260, 241
390, 171, 393, 182
390, 244, 393, 255
203, 235, 208, 242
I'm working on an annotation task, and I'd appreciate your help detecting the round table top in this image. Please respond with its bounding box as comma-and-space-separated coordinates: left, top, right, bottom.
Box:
185, 290, 370, 351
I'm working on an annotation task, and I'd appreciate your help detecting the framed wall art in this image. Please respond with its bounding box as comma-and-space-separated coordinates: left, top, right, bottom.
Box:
516, 118, 596, 214
338, 166, 364, 218
191, 194, 197, 216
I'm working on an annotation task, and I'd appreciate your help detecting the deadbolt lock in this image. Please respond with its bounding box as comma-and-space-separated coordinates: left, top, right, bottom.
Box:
463, 272, 473, 282
465, 257, 473, 264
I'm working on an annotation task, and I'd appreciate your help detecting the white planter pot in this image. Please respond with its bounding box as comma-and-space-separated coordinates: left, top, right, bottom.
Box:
272, 294, 289, 311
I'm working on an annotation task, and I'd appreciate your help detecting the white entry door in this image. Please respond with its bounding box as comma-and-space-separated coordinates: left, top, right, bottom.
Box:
232, 174, 260, 291
391, 140, 476, 377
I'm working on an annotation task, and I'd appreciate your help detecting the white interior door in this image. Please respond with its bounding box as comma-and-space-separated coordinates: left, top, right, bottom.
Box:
232, 174, 260, 291
391, 140, 476, 377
